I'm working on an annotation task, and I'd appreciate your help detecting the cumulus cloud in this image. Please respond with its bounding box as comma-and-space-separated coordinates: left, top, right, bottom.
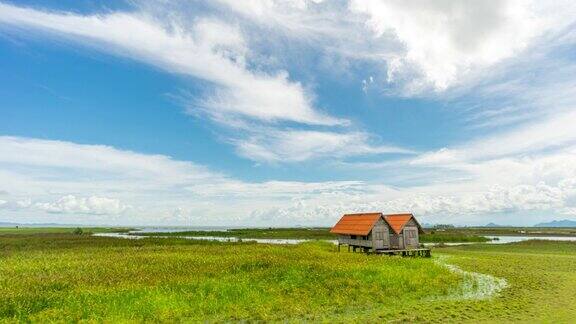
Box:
350, 0, 541, 90
0, 136, 385, 224
35, 195, 131, 215
251, 181, 575, 226
1, 135, 576, 225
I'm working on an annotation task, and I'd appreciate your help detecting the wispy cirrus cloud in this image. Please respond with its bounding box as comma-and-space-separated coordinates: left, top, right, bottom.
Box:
212, 0, 565, 94
0, 3, 341, 126
235, 129, 413, 162
0, 1, 415, 163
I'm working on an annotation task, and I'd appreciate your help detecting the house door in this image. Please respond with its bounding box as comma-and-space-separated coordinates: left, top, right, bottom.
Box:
373, 230, 385, 250
405, 229, 418, 248
389, 234, 399, 249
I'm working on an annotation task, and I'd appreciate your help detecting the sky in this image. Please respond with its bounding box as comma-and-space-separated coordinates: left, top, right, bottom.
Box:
1, 0, 576, 226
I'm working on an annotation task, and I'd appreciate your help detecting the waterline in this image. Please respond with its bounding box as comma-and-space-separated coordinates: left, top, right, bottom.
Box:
435, 256, 508, 300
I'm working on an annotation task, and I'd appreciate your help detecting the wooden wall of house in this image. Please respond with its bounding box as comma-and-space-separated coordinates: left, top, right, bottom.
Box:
337, 234, 373, 247
402, 218, 420, 248
389, 232, 401, 249
371, 218, 390, 250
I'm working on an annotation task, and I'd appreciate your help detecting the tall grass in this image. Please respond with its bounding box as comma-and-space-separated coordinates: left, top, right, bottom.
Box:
3, 234, 574, 322
0, 227, 132, 235
0, 234, 459, 322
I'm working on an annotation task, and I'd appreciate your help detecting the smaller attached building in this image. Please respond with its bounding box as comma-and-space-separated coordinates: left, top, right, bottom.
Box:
330, 212, 424, 251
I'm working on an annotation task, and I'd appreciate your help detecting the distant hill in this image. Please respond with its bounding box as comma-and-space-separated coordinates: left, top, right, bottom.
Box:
485, 222, 506, 227
0, 221, 79, 227
534, 220, 576, 227
0, 222, 19, 227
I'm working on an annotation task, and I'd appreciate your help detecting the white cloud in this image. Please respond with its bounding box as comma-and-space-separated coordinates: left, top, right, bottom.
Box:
412, 110, 576, 166
2, 2, 576, 225
35, 195, 131, 215
0, 136, 220, 187
1, 135, 576, 226
0, 136, 382, 224
0, 2, 429, 164
184, 180, 367, 198
0, 3, 343, 126
350, 0, 542, 90
213, 0, 346, 37
235, 129, 412, 162
211, 0, 576, 98
251, 181, 574, 226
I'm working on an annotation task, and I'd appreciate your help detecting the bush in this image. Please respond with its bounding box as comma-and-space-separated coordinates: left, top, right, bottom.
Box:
72, 227, 84, 235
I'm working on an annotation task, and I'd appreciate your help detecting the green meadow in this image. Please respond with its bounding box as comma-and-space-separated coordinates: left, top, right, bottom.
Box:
0, 230, 575, 322
0, 227, 131, 235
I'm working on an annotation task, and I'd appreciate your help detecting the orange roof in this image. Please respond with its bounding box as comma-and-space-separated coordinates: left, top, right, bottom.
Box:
384, 214, 416, 234
330, 213, 382, 235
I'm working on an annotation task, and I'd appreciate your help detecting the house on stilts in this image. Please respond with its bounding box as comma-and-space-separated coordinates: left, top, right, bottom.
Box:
330, 213, 429, 256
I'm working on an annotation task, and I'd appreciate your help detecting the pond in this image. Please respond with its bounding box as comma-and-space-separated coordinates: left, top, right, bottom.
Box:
93, 232, 319, 245
484, 235, 576, 244
94, 231, 576, 246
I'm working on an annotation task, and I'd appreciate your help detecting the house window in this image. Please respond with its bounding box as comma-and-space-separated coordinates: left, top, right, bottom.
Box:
350, 235, 357, 239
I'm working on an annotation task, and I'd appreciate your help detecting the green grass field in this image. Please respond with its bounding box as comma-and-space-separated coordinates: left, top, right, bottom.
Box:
0, 233, 459, 322
0, 231, 575, 322
0, 227, 132, 235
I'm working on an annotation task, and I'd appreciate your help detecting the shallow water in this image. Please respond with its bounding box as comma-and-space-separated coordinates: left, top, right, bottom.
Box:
484, 235, 576, 244
434, 256, 508, 301
94, 231, 576, 246
93, 232, 326, 245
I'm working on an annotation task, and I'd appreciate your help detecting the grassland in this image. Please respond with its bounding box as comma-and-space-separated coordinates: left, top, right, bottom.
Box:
428, 241, 576, 322
0, 233, 459, 322
0, 227, 132, 235
132, 227, 492, 242
1, 231, 575, 322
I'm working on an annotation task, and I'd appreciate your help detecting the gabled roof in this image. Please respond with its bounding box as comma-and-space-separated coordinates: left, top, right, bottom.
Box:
384, 213, 424, 234
330, 213, 382, 236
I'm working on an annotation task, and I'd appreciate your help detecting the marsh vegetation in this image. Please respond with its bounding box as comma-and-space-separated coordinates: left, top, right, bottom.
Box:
131, 227, 494, 243
0, 229, 575, 322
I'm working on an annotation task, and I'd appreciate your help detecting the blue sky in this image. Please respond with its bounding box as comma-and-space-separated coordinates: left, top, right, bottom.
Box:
1, 0, 576, 226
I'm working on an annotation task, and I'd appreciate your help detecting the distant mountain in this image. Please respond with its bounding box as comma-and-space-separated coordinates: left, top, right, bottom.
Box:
485, 222, 505, 227
0, 221, 81, 227
534, 220, 576, 228
0, 221, 19, 227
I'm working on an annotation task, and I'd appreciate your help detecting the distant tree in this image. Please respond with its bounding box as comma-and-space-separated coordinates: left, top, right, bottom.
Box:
73, 227, 84, 235
433, 224, 455, 229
